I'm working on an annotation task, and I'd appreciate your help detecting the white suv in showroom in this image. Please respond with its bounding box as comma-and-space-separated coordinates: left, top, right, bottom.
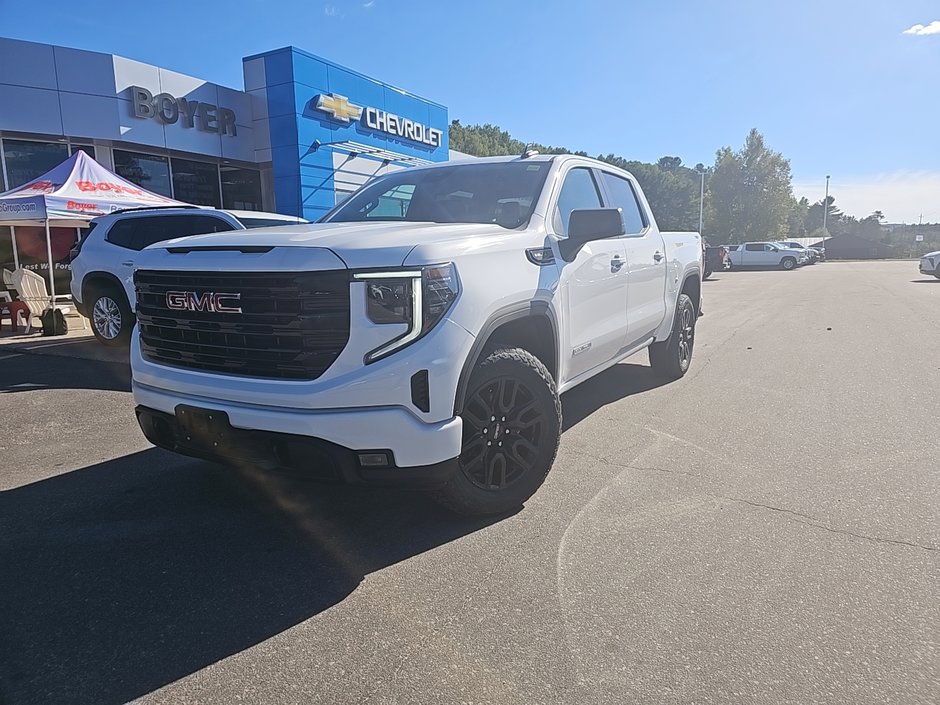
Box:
70, 207, 307, 345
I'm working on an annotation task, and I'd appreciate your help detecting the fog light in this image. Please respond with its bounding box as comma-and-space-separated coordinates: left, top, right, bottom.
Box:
358, 452, 391, 468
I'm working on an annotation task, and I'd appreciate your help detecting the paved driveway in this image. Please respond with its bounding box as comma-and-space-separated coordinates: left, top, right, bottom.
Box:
1, 261, 937, 705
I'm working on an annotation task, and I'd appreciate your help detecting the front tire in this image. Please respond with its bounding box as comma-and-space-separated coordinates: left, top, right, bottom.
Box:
434, 348, 561, 516
780, 257, 797, 270
89, 285, 134, 347
648, 293, 696, 380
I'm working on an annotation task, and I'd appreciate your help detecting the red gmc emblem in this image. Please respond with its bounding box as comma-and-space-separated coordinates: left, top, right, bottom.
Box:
165, 291, 242, 314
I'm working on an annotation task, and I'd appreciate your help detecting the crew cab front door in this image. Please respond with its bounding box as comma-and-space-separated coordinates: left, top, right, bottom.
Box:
598, 171, 667, 344
553, 167, 629, 381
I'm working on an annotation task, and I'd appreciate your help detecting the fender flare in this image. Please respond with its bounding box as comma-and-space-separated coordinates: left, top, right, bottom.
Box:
453, 301, 558, 415
82, 271, 130, 309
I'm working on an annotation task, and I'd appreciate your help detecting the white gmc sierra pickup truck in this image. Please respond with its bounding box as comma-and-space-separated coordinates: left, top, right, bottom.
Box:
131, 154, 703, 515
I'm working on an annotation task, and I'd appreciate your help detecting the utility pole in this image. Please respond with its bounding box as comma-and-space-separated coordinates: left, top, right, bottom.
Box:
919, 214, 923, 226
821, 175, 831, 245
698, 170, 705, 237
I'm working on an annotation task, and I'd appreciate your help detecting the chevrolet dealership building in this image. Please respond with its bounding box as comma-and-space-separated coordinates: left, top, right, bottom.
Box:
0, 36, 450, 221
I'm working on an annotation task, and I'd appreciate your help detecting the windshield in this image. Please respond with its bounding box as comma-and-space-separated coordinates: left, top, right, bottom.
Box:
323, 161, 551, 229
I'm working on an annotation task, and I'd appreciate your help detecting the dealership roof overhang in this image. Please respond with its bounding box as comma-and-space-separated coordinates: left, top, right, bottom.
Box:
0, 150, 188, 228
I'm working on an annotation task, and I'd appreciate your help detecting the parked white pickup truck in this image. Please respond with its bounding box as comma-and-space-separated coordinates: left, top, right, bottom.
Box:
131, 154, 703, 515
726, 242, 807, 270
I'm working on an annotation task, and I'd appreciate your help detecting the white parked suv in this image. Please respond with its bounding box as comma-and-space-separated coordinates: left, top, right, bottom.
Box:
70, 207, 307, 345
131, 155, 703, 515
919, 251, 940, 279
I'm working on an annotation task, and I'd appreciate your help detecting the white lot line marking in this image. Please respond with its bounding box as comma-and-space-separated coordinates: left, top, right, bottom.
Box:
22, 339, 87, 350
644, 426, 724, 462
0, 353, 23, 360
555, 440, 714, 683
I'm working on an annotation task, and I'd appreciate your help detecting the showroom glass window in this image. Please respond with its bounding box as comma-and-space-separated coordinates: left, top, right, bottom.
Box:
220, 166, 263, 210
172, 158, 221, 207
0, 226, 13, 278
113, 150, 172, 198
70, 144, 96, 159
2, 139, 68, 189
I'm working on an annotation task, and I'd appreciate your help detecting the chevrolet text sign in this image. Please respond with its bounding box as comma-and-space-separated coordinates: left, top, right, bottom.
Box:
363, 107, 442, 148
313, 93, 443, 148
131, 86, 238, 137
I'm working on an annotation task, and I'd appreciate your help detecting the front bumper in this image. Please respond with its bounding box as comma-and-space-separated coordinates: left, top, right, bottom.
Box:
134, 381, 463, 470
136, 405, 458, 486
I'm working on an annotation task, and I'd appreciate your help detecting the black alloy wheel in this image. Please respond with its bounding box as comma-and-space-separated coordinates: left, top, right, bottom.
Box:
434, 348, 561, 516
460, 375, 545, 490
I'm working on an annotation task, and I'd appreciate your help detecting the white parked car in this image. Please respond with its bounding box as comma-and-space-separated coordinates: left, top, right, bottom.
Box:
131, 155, 703, 516
725, 242, 807, 270
919, 251, 940, 279
70, 207, 308, 345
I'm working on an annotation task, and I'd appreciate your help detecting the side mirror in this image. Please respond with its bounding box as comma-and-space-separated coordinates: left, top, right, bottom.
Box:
770, 246, 779, 252
559, 208, 625, 261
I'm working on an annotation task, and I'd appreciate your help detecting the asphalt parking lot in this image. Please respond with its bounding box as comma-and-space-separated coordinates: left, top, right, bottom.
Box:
1, 260, 937, 705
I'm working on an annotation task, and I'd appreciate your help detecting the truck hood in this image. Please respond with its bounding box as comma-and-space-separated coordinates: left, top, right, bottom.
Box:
155, 221, 518, 269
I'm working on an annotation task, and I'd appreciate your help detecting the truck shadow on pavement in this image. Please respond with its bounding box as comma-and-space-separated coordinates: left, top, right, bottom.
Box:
0, 451, 502, 705
0, 353, 130, 394
561, 362, 669, 431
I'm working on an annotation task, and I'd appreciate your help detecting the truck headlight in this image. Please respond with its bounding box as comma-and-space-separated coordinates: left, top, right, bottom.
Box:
354, 263, 459, 363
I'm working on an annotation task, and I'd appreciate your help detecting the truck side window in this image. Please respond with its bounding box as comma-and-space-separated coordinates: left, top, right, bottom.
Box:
554, 168, 602, 236
745, 243, 764, 251
600, 173, 647, 235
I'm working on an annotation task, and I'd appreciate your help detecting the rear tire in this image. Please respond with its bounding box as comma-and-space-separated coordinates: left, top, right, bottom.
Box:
434, 348, 561, 516
89, 285, 133, 347
780, 257, 797, 270
649, 293, 696, 381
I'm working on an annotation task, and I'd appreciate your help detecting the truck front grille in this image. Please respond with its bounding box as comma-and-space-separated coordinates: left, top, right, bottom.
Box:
136, 270, 350, 380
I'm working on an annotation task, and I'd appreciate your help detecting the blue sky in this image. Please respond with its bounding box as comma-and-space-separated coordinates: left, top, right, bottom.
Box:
3, 0, 937, 222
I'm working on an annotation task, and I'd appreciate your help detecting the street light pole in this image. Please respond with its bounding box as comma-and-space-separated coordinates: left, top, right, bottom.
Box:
821, 175, 831, 246
698, 170, 705, 237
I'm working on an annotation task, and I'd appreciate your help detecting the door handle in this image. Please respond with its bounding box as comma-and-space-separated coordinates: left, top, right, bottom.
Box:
610, 255, 624, 272
653, 251, 664, 262
121, 260, 134, 267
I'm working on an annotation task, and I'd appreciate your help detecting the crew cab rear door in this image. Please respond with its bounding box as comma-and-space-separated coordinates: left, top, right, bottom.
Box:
597, 171, 667, 344
552, 166, 629, 380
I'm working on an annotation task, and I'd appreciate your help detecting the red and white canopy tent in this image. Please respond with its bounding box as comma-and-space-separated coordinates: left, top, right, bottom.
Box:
0, 150, 188, 301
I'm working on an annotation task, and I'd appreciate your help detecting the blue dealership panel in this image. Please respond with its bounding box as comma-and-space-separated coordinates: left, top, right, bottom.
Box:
244, 47, 449, 220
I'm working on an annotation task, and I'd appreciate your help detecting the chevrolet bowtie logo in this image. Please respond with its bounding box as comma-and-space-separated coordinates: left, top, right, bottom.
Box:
315, 93, 363, 123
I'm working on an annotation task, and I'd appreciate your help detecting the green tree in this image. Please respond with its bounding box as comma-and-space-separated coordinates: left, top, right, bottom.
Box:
805, 195, 844, 235
787, 196, 810, 239
706, 129, 795, 243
